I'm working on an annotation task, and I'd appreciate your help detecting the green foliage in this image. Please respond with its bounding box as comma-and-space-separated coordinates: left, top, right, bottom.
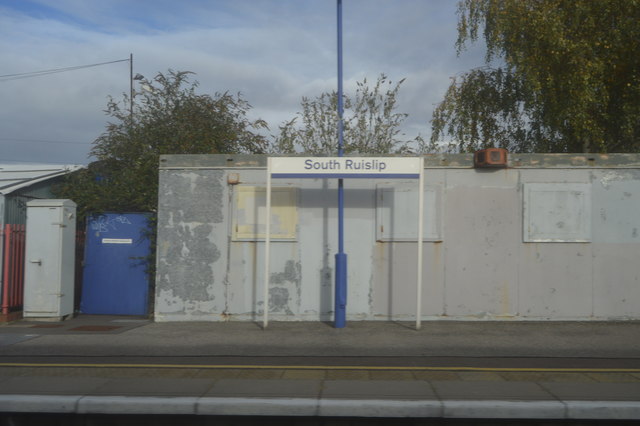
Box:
55, 70, 268, 220
432, 67, 532, 153
432, 0, 640, 153
272, 74, 418, 154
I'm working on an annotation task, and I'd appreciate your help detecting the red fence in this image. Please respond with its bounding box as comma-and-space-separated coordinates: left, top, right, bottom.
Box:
1, 224, 26, 315
1, 225, 86, 316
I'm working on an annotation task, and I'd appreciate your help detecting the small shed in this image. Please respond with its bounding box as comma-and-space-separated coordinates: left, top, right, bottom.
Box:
0, 164, 83, 227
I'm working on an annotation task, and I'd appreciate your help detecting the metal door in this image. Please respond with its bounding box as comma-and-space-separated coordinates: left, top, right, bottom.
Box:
80, 213, 151, 315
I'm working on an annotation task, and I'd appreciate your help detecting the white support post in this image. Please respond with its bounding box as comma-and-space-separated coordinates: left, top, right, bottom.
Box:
416, 158, 424, 330
263, 158, 272, 329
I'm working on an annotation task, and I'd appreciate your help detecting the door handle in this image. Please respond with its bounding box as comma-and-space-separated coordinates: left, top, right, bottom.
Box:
29, 259, 42, 265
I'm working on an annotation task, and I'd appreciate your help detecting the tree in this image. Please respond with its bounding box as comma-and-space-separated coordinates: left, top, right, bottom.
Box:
431, 0, 640, 153
272, 74, 418, 154
55, 70, 268, 219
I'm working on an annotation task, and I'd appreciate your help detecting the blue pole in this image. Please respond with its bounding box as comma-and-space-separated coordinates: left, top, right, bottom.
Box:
335, 0, 347, 328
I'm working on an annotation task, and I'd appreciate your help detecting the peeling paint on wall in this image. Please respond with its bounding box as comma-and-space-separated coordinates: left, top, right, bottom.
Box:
268, 260, 301, 316
155, 169, 225, 320
598, 170, 640, 189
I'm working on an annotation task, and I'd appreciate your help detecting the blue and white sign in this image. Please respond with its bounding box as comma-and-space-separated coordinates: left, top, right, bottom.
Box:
270, 157, 422, 179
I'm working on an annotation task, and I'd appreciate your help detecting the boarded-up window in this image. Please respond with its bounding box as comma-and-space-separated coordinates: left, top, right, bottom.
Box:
232, 186, 298, 241
523, 183, 591, 242
376, 184, 442, 242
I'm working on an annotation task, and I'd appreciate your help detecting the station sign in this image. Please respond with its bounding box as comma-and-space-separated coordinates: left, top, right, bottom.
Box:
269, 157, 422, 179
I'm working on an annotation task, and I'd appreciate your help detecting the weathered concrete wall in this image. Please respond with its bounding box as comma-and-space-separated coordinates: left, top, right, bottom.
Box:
155, 154, 640, 322
155, 167, 226, 321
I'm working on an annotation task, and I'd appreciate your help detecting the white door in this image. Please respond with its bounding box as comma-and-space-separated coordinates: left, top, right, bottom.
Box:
23, 206, 62, 315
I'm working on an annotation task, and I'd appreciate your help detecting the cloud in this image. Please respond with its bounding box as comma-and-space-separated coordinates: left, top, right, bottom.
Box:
0, 0, 485, 164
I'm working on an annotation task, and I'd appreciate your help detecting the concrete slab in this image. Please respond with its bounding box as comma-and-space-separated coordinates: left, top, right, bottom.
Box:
205, 379, 322, 398
322, 380, 436, 400
368, 370, 415, 380
77, 396, 197, 415
457, 371, 506, 381
412, 370, 460, 381
0, 315, 149, 336
442, 400, 566, 419
197, 397, 318, 416
0, 376, 108, 395
193, 369, 244, 379
565, 401, 640, 420
587, 372, 640, 382
0, 334, 38, 346
432, 380, 552, 400
500, 371, 596, 382
541, 381, 640, 401
281, 369, 327, 380
90, 377, 215, 397
326, 369, 370, 380
0, 395, 80, 413
235, 369, 283, 379
318, 399, 442, 418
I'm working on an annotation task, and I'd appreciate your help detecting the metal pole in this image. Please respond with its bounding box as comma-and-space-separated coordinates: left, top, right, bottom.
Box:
334, 0, 347, 328
416, 158, 424, 330
263, 159, 272, 329
129, 53, 134, 117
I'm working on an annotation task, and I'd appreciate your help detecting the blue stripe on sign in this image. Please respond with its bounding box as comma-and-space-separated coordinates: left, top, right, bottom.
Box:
271, 173, 420, 179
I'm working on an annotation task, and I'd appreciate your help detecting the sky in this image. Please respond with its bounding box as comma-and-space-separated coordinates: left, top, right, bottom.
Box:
0, 0, 485, 165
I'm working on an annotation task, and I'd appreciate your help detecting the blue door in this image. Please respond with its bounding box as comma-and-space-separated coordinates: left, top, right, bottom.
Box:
80, 213, 151, 315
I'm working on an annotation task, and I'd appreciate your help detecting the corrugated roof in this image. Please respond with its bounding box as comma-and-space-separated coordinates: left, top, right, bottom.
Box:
0, 164, 84, 195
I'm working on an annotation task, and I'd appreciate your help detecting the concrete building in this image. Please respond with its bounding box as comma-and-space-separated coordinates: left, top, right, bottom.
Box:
155, 154, 640, 322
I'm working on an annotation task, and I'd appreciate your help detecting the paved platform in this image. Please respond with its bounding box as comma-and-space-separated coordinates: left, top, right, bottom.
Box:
0, 369, 640, 419
0, 316, 639, 420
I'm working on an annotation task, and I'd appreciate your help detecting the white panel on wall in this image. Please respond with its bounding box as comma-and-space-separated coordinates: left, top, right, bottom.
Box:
523, 183, 591, 242
232, 186, 298, 241
376, 184, 442, 241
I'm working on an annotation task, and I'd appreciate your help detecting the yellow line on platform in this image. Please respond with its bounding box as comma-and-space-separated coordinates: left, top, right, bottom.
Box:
0, 363, 639, 373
